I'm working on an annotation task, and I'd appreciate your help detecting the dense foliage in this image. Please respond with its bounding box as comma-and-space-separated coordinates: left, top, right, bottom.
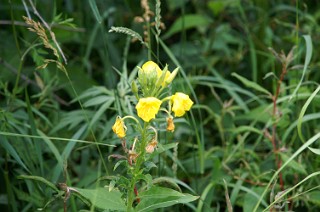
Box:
1, 0, 320, 211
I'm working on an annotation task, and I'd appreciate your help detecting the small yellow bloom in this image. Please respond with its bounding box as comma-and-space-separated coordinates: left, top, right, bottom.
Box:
171, 92, 194, 117
166, 116, 175, 132
142, 61, 173, 87
142, 61, 162, 76
136, 97, 162, 122
112, 116, 126, 138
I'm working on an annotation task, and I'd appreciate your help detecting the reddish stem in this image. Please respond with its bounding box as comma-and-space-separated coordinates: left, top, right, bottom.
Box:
271, 62, 287, 192
134, 186, 140, 203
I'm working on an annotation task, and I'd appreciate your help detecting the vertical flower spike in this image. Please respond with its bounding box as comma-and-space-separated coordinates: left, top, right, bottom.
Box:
166, 116, 175, 132
136, 97, 162, 122
112, 116, 127, 138
171, 92, 194, 117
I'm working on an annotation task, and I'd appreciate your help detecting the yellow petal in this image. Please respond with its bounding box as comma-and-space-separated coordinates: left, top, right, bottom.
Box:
112, 116, 126, 138
171, 92, 194, 117
142, 61, 162, 75
136, 97, 162, 122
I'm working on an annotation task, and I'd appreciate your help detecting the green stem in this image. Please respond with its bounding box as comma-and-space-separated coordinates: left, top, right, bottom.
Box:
126, 122, 149, 211
127, 177, 136, 212
147, 22, 152, 60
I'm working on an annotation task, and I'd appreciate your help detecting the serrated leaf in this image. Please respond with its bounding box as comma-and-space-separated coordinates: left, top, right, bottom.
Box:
135, 186, 199, 212
74, 187, 126, 211
232, 72, 271, 96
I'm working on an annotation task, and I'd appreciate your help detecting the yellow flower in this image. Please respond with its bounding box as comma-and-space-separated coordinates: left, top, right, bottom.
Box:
142, 61, 162, 76
136, 97, 162, 122
142, 61, 173, 87
112, 116, 126, 138
171, 92, 194, 117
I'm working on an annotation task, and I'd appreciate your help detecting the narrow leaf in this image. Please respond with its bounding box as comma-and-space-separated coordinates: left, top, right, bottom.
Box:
18, 175, 59, 192
163, 14, 212, 39
89, 0, 102, 23
308, 147, 320, 155
297, 86, 320, 143
289, 35, 313, 100
232, 72, 271, 96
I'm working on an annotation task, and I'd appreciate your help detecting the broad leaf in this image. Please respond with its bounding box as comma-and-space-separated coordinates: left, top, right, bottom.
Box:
135, 186, 199, 212
74, 187, 126, 211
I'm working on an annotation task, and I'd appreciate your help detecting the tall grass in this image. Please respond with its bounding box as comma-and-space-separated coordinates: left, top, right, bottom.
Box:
1, 0, 320, 211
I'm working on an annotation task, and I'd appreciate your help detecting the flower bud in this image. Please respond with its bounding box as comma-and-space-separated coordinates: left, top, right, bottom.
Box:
165, 67, 179, 85
146, 140, 158, 153
131, 80, 139, 98
166, 116, 175, 132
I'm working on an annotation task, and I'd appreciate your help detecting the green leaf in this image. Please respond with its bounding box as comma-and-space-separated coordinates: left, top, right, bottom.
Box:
89, 0, 102, 23
156, 142, 178, 154
135, 186, 199, 212
163, 14, 212, 39
308, 191, 320, 205
279, 153, 307, 175
232, 72, 271, 96
297, 86, 320, 143
243, 187, 265, 212
0, 136, 29, 172
18, 175, 59, 192
254, 132, 320, 211
74, 187, 126, 211
308, 147, 320, 155
289, 35, 313, 100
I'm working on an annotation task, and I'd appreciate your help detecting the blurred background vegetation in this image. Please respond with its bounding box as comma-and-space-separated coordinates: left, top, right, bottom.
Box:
2, 0, 320, 211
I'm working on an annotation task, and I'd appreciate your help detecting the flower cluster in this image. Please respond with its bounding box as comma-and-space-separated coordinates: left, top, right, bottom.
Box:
112, 60, 193, 152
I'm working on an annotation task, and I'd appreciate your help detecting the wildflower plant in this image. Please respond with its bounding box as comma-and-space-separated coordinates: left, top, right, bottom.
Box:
14, 1, 198, 211
110, 60, 197, 211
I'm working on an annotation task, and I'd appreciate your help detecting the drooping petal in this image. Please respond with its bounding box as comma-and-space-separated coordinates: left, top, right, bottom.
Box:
136, 97, 162, 122
171, 92, 194, 117
112, 116, 126, 138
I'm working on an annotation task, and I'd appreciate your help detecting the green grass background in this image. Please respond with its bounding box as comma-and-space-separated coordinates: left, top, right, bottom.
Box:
1, 0, 320, 211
